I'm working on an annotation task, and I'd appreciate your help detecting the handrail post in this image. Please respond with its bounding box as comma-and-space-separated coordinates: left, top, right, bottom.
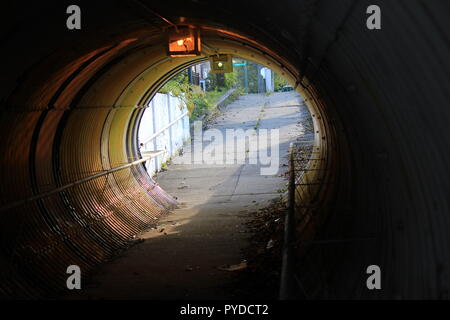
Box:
279, 142, 297, 299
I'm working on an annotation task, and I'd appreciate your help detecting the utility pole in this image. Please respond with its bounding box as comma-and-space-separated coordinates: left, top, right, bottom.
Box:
232, 60, 249, 91
187, 67, 193, 84
257, 64, 264, 93
244, 62, 249, 91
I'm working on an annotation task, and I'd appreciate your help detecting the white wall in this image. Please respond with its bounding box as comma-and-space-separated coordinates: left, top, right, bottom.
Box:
138, 93, 190, 176
260, 67, 274, 92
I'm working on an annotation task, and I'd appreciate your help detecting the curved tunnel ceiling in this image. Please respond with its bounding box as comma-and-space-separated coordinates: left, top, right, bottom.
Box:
0, 0, 449, 299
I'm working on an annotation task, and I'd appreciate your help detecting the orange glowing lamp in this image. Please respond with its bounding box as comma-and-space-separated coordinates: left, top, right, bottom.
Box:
167, 26, 201, 57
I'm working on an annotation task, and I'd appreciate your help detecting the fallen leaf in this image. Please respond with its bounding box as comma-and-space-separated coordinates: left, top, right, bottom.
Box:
217, 260, 247, 272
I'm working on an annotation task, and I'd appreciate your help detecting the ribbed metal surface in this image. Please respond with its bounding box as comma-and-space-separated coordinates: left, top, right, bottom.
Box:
0, 28, 304, 296
1, 0, 448, 299
0, 36, 179, 298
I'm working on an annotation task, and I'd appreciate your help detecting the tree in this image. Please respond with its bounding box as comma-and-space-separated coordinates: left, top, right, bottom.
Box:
274, 72, 289, 91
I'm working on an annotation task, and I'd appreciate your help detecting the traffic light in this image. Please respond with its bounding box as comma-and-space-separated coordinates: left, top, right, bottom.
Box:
209, 54, 233, 73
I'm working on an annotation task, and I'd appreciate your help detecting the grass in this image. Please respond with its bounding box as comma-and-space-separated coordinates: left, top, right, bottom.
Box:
254, 102, 267, 130
198, 88, 244, 126
205, 88, 227, 105
254, 118, 262, 130
217, 87, 244, 108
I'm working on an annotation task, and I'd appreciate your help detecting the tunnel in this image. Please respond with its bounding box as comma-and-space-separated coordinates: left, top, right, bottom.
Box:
0, 0, 449, 299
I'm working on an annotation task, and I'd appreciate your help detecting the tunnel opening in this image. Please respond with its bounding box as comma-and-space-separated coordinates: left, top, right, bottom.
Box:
82, 54, 319, 299
0, 21, 334, 299
135, 57, 315, 179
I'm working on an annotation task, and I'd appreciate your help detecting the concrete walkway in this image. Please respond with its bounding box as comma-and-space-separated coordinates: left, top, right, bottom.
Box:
74, 91, 313, 299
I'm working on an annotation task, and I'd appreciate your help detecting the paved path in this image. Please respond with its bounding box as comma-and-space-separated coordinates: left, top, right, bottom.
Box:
73, 91, 313, 299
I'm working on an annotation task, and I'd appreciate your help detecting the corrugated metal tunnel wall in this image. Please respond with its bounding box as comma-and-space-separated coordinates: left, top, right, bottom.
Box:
0, 0, 449, 299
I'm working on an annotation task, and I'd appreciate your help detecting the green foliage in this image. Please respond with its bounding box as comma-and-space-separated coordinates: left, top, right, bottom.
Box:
189, 88, 210, 120
246, 61, 260, 93
218, 87, 244, 108
205, 72, 219, 90
159, 71, 189, 97
274, 72, 289, 92
205, 89, 225, 104
224, 69, 238, 89
159, 65, 245, 122
206, 63, 239, 91
233, 60, 268, 94
159, 71, 207, 117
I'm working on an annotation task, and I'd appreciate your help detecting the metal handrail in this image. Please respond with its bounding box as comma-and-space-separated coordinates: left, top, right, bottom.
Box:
0, 150, 164, 213
141, 111, 188, 145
